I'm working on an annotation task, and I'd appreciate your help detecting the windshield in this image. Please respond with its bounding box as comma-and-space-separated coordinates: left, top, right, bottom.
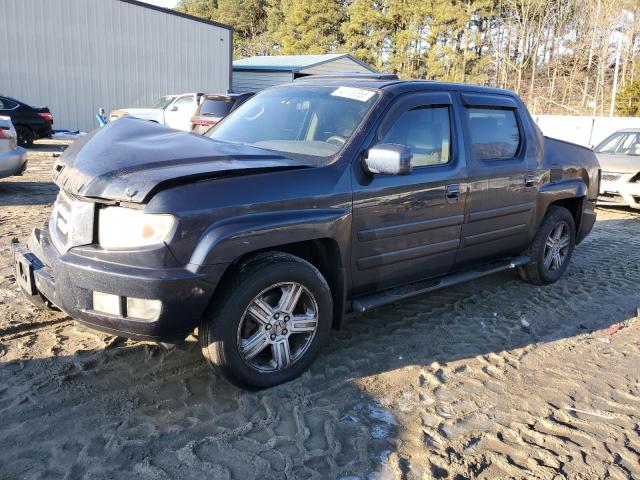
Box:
595, 132, 640, 155
152, 96, 176, 110
199, 98, 233, 117
207, 86, 379, 161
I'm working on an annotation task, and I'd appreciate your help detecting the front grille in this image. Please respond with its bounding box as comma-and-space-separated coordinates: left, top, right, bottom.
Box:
597, 193, 626, 204
49, 190, 96, 253
601, 172, 622, 182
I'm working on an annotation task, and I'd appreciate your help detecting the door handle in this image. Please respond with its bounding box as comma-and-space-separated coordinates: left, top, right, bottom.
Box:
445, 184, 460, 203
524, 175, 536, 188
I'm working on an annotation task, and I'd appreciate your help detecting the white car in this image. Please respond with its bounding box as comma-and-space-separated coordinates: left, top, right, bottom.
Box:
0, 116, 27, 178
595, 129, 640, 209
110, 93, 203, 131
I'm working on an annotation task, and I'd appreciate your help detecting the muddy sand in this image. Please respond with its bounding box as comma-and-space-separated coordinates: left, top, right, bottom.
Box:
1, 142, 639, 479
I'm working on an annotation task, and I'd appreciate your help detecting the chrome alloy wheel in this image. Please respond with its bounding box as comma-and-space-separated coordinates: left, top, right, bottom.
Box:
237, 282, 319, 372
543, 221, 570, 271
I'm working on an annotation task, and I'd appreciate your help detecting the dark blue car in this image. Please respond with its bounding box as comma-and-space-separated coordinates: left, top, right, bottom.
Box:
12, 74, 599, 388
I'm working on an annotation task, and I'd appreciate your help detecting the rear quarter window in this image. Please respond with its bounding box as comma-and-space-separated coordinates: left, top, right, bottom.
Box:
0, 98, 18, 110
200, 99, 233, 117
466, 107, 520, 160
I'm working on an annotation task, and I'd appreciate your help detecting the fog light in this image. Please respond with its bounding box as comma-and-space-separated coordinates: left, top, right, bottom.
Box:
92, 291, 121, 316
126, 297, 162, 321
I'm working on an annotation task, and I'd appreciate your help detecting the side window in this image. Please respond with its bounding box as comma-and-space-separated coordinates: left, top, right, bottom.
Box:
596, 133, 625, 153
466, 107, 520, 160
0, 98, 17, 110
380, 106, 451, 166
173, 96, 194, 111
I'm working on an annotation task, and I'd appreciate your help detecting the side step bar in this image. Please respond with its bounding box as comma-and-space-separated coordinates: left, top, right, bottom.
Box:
351, 255, 530, 313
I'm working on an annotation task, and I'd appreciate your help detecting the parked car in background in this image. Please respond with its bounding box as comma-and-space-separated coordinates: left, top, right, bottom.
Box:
190, 93, 254, 134
0, 96, 54, 147
595, 129, 640, 209
110, 93, 203, 131
0, 116, 27, 178
13, 74, 599, 389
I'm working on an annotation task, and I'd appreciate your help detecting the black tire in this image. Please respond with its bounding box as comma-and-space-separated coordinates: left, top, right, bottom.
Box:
15, 125, 34, 148
519, 206, 576, 285
200, 252, 332, 389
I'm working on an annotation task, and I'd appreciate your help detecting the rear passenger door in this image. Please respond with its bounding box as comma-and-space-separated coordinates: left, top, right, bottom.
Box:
454, 93, 536, 268
351, 92, 467, 296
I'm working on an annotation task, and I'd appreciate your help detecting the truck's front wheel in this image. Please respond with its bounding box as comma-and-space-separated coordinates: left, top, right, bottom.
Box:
519, 206, 576, 285
200, 252, 332, 389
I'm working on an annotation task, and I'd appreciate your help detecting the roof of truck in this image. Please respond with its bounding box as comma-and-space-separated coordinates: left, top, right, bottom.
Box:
292, 73, 519, 97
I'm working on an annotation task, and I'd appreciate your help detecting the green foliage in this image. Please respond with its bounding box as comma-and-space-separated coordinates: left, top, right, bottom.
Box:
270, 0, 346, 54
175, 0, 638, 117
177, 0, 271, 57
616, 79, 640, 116
341, 0, 388, 69
176, 0, 497, 77
216, 0, 272, 56
175, 0, 217, 20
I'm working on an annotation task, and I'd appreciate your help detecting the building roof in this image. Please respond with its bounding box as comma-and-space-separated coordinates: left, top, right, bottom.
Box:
233, 54, 376, 73
117, 0, 233, 31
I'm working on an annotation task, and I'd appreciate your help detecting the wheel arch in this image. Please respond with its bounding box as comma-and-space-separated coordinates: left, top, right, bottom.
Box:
547, 197, 583, 233
193, 210, 351, 330
538, 179, 587, 237
208, 238, 347, 330
14, 123, 34, 135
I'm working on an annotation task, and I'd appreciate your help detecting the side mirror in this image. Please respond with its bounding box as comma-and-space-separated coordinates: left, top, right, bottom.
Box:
363, 143, 413, 175
169, 106, 178, 112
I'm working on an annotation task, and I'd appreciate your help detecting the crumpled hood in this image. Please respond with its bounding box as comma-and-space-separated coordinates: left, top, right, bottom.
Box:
53, 117, 307, 203
596, 153, 640, 174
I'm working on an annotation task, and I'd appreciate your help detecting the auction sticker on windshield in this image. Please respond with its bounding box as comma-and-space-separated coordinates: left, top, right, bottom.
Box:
331, 86, 376, 102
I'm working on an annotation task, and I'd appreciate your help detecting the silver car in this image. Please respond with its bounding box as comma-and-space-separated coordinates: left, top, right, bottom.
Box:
0, 116, 27, 178
595, 129, 640, 209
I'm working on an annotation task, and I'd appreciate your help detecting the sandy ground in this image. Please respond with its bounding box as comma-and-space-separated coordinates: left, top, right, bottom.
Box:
1, 142, 639, 480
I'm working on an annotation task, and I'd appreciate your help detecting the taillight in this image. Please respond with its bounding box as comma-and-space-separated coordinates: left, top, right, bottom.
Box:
37, 112, 54, 122
0, 128, 6, 139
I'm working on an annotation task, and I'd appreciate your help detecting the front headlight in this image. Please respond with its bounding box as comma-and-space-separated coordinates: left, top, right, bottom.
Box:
98, 207, 175, 250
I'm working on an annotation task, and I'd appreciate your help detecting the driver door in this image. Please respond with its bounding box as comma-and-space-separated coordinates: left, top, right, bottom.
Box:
164, 95, 197, 131
351, 92, 467, 296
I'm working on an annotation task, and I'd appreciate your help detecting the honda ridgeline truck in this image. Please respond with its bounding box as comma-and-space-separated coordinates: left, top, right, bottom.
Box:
13, 74, 599, 389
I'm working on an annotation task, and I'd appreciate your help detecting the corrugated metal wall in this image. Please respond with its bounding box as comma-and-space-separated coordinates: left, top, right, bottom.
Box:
1, 0, 232, 132
231, 71, 293, 93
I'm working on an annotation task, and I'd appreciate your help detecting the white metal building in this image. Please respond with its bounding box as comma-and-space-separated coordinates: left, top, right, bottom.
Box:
232, 54, 378, 93
1, 0, 232, 132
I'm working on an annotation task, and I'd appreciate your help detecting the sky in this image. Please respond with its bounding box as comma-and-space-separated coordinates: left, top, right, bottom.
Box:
138, 0, 179, 8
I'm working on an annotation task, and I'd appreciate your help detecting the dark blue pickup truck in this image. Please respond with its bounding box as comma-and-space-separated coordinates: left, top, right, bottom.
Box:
13, 74, 599, 388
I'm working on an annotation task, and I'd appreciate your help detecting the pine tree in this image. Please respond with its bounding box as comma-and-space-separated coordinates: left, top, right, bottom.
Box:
341, 0, 388, 69
215, 0, 272, 57
269, 0, 347, 54
616, 78, 640, 116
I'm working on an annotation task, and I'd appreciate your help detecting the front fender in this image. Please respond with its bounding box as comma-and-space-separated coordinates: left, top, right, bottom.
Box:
188, 208, 351, 268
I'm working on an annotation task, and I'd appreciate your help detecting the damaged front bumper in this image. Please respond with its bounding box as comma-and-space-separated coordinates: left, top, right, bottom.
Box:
12, 225, 227, 341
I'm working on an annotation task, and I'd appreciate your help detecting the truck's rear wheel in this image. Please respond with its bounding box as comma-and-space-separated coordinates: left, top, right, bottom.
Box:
200, 252, 332, 389
519, 206, 576, 285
